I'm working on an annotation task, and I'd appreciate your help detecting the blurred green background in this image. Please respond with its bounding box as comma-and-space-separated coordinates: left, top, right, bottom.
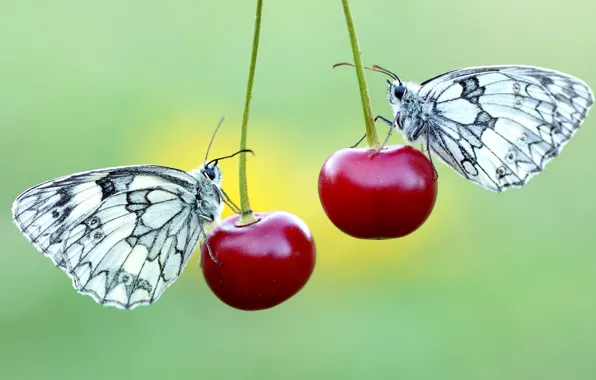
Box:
1, 0, 596, 379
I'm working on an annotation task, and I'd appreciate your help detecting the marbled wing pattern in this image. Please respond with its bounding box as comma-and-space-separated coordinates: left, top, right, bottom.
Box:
61, 184, 202, 309
416, 66, 593, 191
12, 165, 213, 309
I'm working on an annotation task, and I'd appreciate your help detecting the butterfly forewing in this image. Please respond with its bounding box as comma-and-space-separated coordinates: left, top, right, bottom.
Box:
417, 65, 594, 191
13, 170, 122, 269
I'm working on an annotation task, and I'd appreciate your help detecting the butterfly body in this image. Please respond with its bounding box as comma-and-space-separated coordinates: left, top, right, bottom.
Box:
388, 81, 429, 141
190, 163, 225, 222
384, 65, 594, 192
12, 162, 224, 309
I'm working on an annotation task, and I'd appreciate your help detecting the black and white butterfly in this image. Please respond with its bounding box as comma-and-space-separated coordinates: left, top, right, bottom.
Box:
12, 119, 240, 309
374, 65, 594, 192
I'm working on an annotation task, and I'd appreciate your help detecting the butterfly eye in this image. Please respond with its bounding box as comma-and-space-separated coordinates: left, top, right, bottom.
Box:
204, 166, 217, 181
393, 85, 406, 100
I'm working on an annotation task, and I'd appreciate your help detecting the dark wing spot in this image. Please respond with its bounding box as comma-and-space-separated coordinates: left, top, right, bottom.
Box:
465, 88, 485, 105
136, 279, 153, 292
96, 178, 116, 200
55, 189, 72, 207
540, 76, 554, 87
459, 78, 485, 105
460, 77, 480, 97
474, 111, 497, 129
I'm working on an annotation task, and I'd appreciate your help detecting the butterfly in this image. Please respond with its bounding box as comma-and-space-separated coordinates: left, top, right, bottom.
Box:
12, 118, 243, 309
372, 65, 594, 192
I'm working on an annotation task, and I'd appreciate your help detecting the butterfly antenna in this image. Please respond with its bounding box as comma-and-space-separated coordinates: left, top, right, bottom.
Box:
204, 116, 225, 162
370, 65, 402, 85
332, 62, 357, 69
333, 62, 402, 85
206, 149, 254, 167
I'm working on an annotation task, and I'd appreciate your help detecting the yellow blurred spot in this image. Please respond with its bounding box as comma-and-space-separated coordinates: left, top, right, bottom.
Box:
129, 112, 461, 283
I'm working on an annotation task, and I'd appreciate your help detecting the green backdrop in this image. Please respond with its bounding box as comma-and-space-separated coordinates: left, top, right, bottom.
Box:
1, 0, 595, 379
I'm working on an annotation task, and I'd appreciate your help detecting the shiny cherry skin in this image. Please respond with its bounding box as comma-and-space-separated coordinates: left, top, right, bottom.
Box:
201, 211, 316, 311
318, 145, 437, 239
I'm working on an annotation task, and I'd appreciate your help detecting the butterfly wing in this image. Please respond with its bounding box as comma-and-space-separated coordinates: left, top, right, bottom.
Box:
419, 65, 594, 191
12, 165, 206, 308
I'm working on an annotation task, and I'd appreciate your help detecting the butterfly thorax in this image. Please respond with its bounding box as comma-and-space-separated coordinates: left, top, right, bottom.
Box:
188, 164, 224, 223
196, 180, 224, 224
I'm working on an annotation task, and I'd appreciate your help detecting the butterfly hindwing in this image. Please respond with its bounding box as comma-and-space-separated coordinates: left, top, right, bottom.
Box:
61, 184, 204, 309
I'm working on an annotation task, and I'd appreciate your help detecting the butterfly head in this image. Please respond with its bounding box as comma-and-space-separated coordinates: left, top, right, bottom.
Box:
388, 80, 408, 106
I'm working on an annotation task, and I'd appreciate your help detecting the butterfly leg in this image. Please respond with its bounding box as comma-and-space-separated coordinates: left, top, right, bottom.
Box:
368, 128, 394, 158
220, 188, 242, 214
199, 220, 222, 266
350, 134, 366, 148
352, 114, 391, 149
369, 114, 398, 157
426, 128, 439, 181
380, 125, 394, 149
374, 115, 393, 126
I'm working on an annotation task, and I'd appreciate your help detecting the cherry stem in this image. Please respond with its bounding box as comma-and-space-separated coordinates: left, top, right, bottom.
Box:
237, 0, 262, 227
340, 0, 380, 149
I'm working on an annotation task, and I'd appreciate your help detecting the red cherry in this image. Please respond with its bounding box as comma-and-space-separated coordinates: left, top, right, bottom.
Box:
318, 145, 438, 239
201, 211, 316, 311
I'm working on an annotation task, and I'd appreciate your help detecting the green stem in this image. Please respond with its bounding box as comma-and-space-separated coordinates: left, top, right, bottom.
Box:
341, 0, 380, 149
237, 0, 262, 226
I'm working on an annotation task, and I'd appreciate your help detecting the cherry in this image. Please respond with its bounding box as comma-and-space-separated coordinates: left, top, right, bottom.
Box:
201, 211, 316, 311
318, 145, 438, 239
